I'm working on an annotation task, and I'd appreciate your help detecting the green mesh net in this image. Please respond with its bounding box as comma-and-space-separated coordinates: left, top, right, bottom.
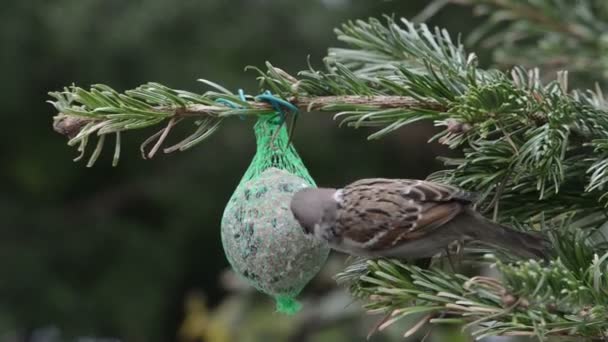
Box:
221, 116, 330, 314
239, 116, 315, 185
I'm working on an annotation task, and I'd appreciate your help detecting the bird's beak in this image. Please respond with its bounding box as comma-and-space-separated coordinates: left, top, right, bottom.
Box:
292, 213, 311, 235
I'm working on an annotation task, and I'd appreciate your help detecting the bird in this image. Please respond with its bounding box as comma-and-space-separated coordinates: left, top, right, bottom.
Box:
290, 178, 548, 260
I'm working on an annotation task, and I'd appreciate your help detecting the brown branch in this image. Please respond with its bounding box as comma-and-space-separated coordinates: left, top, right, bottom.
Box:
292, 95, 445, 111
53, 96, 445, 137
52, 115, 92, 138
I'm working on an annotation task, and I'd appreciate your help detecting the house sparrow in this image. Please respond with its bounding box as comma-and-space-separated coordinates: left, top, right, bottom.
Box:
290, 178, 548, 259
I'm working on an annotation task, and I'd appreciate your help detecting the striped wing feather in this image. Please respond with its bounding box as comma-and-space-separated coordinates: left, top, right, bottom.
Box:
337, 179, 472, 250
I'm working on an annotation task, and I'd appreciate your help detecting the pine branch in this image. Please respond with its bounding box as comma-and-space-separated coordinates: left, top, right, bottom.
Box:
454, 0, 595, 40
274, 17, 608, 340
48, 16, 608, 340
49, 80, 442, 166
452, 0, 608, 85
50, 17, 608, 224
334, 219, 608, 339
327, 16, 472, 78
336, 249, 608, 340
253, 18, 608, 227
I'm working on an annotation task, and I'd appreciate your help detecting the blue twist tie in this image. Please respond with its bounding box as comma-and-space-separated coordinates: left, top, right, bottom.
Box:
255, 91, 298, 125
238, 89, 246, 102
215, 89, 248, 120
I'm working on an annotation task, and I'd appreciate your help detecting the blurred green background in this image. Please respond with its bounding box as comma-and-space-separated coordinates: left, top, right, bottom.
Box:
1, 1, 482, 341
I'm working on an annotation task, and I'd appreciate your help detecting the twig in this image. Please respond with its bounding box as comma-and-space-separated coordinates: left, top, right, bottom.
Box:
53, 96, 445, 137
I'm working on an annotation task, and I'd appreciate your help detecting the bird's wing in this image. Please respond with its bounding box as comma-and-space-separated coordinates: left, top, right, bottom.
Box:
336, 179, 470, 251
345, 178, 477, 203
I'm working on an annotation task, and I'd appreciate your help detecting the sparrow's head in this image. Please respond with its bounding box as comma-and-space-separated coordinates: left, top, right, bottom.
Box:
290, 187, 337, 235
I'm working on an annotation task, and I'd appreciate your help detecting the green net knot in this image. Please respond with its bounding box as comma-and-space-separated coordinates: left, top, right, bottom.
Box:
275, 295, 302, 315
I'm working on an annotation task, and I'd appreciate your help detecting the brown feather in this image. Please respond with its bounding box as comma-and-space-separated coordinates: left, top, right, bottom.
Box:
335, 179, 471, 251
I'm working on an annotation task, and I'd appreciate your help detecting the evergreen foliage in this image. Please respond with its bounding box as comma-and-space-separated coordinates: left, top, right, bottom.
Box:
454, 0, 608, 86
49, 8, 608, 340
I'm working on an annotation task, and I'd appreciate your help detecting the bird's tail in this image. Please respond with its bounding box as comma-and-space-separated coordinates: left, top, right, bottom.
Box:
456, 208, 550, 260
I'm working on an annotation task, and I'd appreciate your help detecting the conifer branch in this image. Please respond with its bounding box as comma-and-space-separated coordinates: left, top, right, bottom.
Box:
336, 245, 608, 340
453, 0, 594, 40
452, 0, 608, 84
50, 81, 442, 166
48, 15, 608, 340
